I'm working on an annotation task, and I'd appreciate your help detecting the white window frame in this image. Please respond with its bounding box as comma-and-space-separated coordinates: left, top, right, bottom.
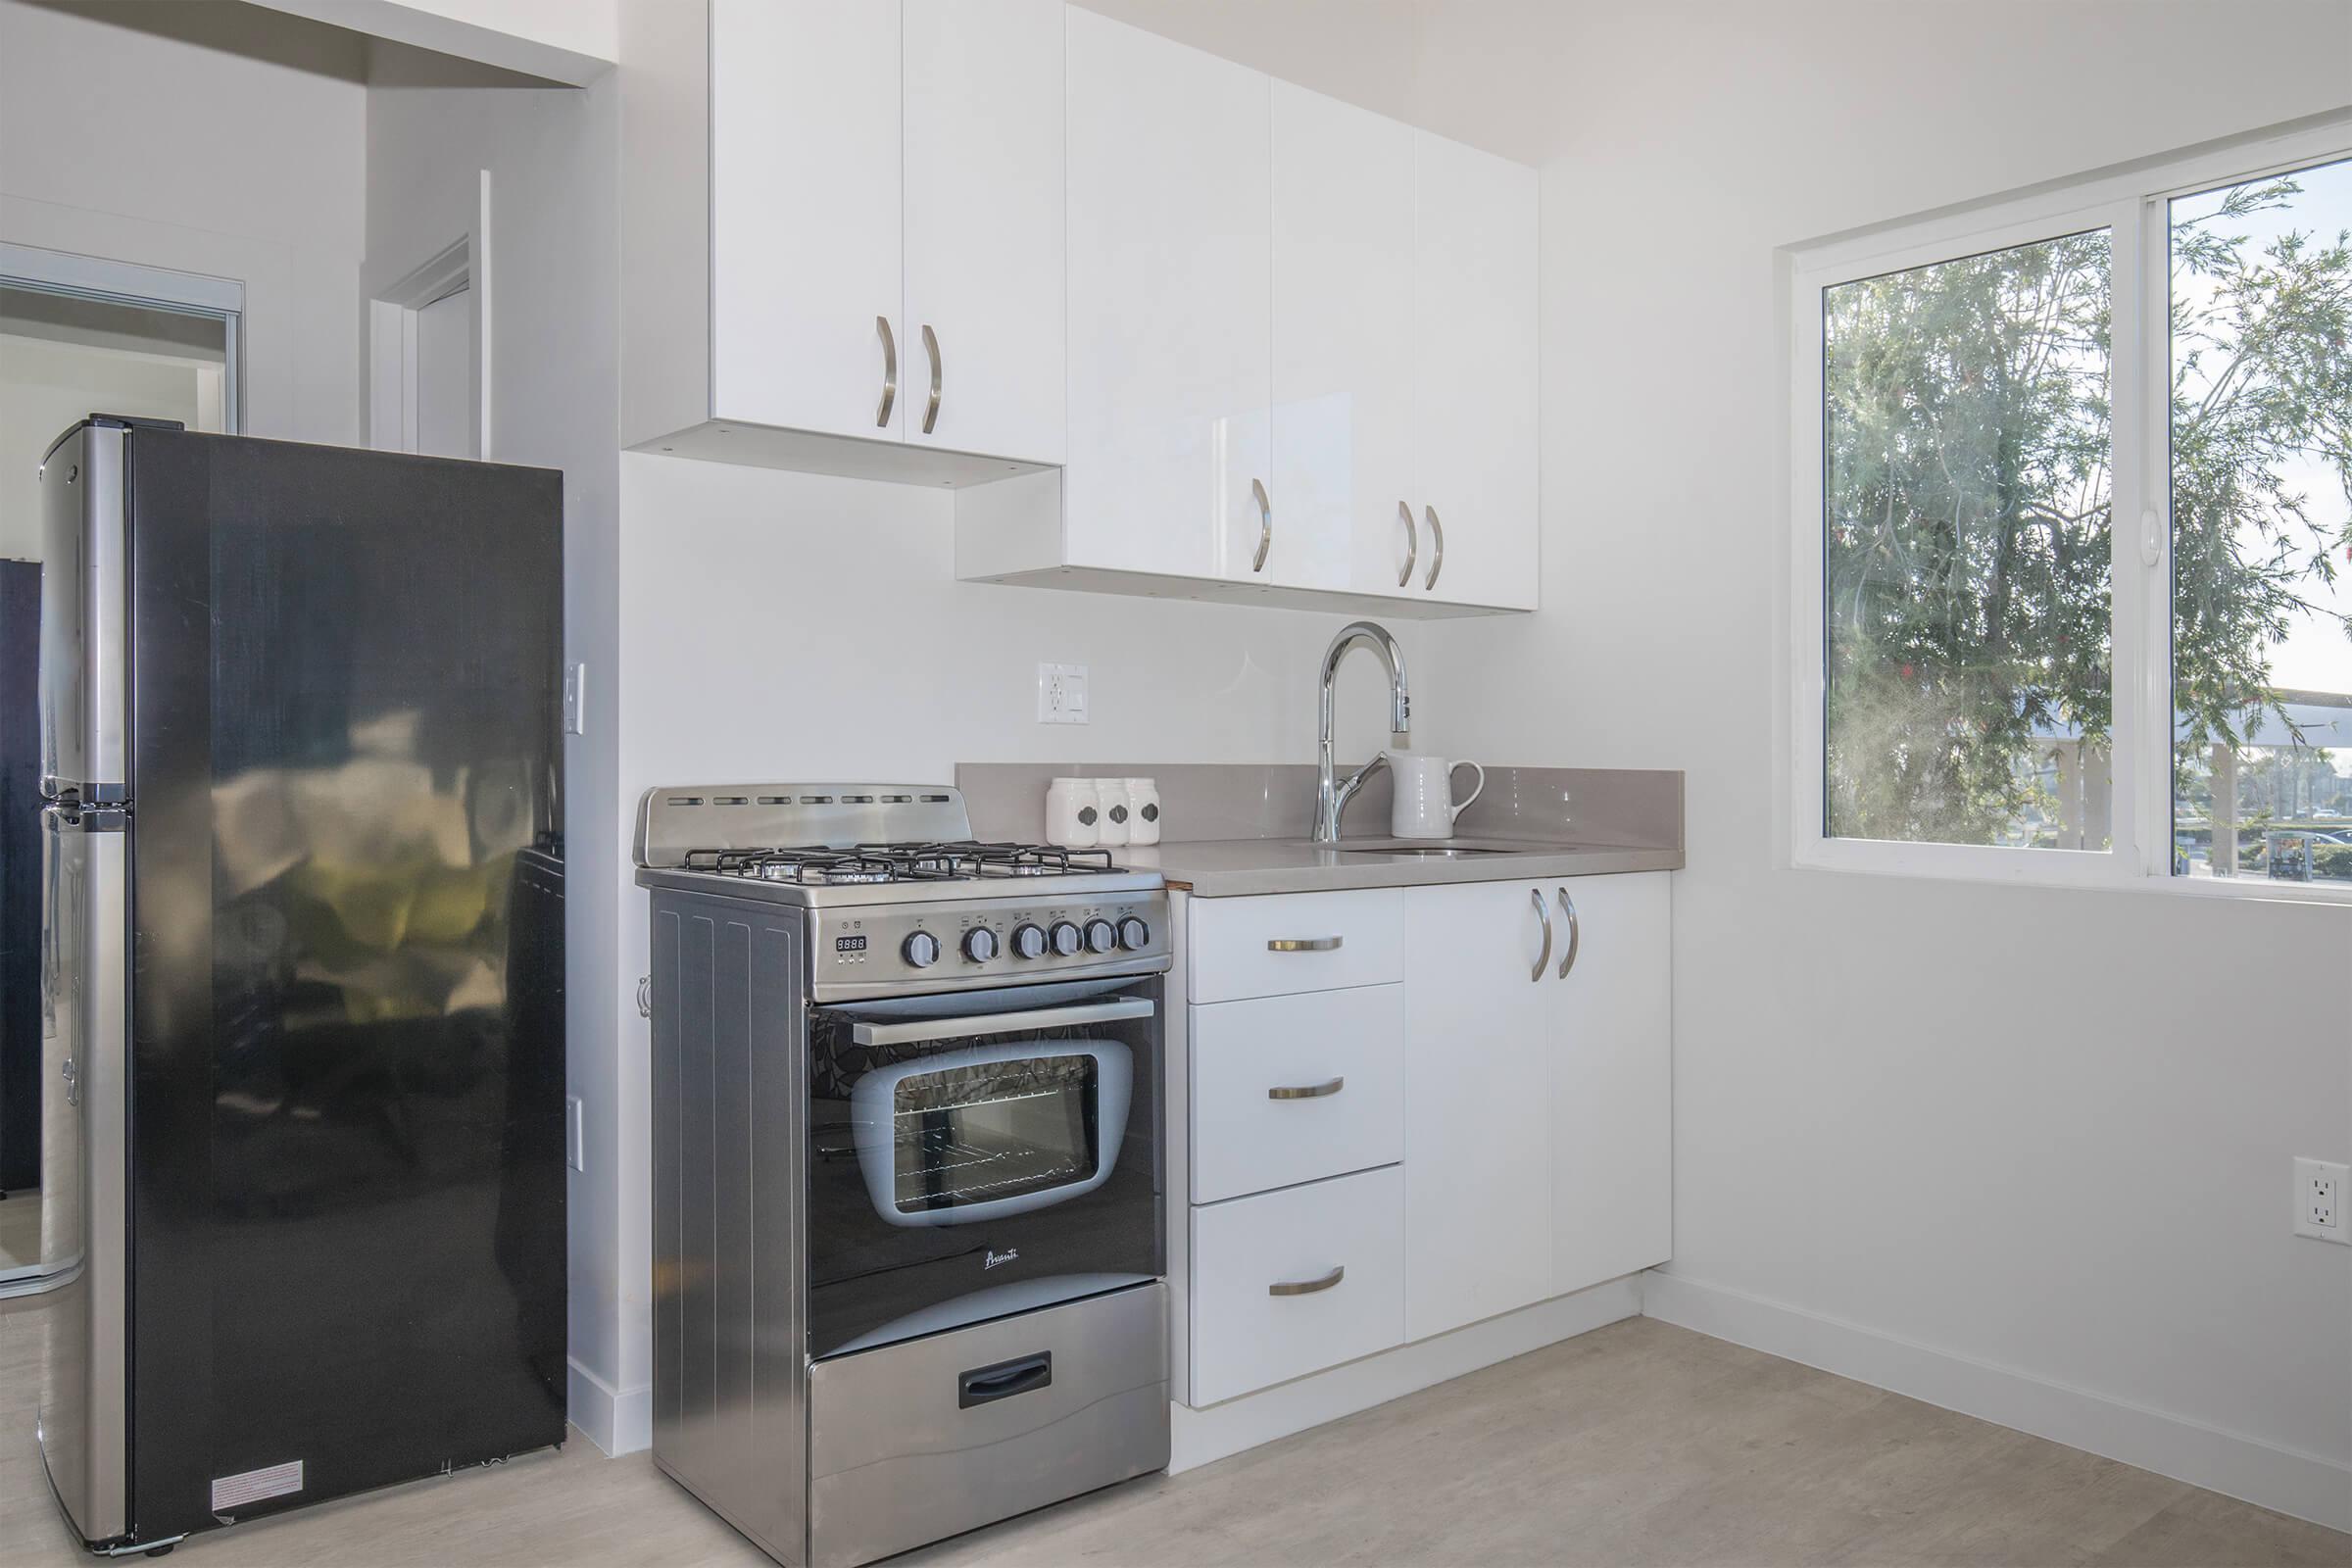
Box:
1787, 118, 2352, 905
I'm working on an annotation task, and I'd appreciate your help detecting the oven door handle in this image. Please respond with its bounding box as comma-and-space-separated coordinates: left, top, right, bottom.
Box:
847, 996, 1154, 1049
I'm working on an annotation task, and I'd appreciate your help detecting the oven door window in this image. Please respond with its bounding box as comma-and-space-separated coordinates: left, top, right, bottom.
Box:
850, 1040, 1132, 1228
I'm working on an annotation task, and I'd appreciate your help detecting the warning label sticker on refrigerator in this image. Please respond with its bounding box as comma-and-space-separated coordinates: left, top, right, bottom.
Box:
211, 1458, 304, 1512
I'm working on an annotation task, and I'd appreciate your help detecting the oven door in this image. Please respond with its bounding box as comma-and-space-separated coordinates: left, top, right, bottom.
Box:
809, 979, 1162, 1361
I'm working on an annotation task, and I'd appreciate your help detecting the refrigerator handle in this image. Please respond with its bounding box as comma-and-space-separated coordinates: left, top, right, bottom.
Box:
30, 801, 131, 1543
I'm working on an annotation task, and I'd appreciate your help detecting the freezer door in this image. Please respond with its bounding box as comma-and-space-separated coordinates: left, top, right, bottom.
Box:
35, 421, 129, 800
31, 800, 130, 1546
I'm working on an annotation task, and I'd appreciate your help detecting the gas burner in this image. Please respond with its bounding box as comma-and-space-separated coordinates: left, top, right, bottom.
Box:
679, 840, 1128, 886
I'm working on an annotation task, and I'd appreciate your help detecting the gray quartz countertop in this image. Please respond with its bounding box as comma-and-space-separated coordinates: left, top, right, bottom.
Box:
1119, 836, 1684, 897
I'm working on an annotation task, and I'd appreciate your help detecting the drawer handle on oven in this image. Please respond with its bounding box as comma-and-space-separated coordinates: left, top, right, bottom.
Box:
1269, 1265, 1345, 1298
958, 1351, 1053, 1408
847, 996, 1152, 1048
1266, 936, 1342, 953
1268, 1076, 1345, 1101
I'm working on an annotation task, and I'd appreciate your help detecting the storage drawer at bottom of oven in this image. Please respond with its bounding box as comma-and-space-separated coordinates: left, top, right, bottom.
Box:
808, 1282, 1169, 1568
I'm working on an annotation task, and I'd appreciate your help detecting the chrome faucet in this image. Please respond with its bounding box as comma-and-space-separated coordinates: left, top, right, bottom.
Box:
1313, 620, 1411, 844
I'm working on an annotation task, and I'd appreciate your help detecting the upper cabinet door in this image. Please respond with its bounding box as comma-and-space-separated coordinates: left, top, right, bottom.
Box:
710, 0, 904, 440
1063, 9, 1271, 581
1547, 873, 1673, 1298
902, 0, 1066, 466
1270, 83, 1415, 597
1401, 880, 1553, 1343
1412, 133, 1539, 611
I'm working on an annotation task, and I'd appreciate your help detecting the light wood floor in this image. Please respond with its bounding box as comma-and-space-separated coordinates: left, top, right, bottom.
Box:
2, 1313, 2343, 1568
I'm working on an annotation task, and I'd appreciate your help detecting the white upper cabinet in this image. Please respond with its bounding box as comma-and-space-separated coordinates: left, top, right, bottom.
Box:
1410, 133, 1541, 612
709, 0, 904, 444
1546, 872, 1673, 1297
1063, 7, 1270, 582
1271, 83, 1416, 597
1400, 880, 1554, 1342
623, 0, 1065, 483
903, 0, 1066, 466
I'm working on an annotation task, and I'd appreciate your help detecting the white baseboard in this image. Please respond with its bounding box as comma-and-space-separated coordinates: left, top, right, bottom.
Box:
566, 1357, 652, 1457
1642, 1270, 2351, 1535
1169, 1274, 1643, 1474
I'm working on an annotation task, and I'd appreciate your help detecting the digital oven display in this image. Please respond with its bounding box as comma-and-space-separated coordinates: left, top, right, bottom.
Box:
835, 935, 868, 954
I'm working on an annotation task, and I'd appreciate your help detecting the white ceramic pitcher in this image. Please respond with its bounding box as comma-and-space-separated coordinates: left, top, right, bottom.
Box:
1384, 751, 1485, 839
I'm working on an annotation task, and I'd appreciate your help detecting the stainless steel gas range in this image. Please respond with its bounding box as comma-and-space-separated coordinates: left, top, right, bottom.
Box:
633, 785, 1171, 1568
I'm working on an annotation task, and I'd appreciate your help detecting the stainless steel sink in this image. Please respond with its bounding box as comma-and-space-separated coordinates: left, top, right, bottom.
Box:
1329, 840, 1514, 857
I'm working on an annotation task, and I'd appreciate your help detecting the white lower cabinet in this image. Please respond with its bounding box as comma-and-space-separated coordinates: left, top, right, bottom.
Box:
1190, 986, 1404, 1204
1547, 872, 1674, 1297
1187, 1166, 1405, 1406
1178, 872, 1671, 1410
1400, 880, 1554, 1341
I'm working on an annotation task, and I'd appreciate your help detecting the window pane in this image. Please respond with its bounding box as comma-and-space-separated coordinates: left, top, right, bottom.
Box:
1823, 232, 2114, 848
2169, 158, 2352, 883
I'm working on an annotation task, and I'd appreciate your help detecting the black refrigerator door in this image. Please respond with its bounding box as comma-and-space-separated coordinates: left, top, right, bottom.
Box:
124, 430, 565, 1543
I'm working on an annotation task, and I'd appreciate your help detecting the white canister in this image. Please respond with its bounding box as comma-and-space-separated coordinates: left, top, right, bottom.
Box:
1125, 777, 1161, 845
1095, 778, 1132, 846
1046, 777, 1101, 848
1384, 751, 1485, 839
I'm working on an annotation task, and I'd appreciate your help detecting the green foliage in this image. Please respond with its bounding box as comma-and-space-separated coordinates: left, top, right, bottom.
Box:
1823, 172, 2352, 846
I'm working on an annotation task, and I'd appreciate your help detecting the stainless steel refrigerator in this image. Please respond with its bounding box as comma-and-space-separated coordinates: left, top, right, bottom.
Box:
23, 416, 566, 1555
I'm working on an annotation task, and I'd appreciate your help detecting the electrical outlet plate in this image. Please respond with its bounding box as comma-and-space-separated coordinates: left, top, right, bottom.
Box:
1037, 662, 1089, 724
563, 662, 587, 736
2293, 1156, 2347, 1244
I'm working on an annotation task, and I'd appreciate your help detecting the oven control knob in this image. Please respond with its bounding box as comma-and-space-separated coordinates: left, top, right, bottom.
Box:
961, 926, 999, 963
1049, 920, 1083, 956
1116, 916, 1151, 951
902, 930, 942, 968
1010, 922, 1048, 960
1083, 918, 1117, 955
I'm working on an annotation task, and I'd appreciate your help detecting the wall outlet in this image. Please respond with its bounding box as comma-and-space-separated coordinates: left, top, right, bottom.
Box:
566, 1095, 586, 1174
2293, 1157, 2347, 1243
563, 662, 587, 736
1037, 662, 1089, 724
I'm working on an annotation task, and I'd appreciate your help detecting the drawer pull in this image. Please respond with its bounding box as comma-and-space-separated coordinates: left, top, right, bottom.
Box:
957, 1350, 1053, 1408
1268, 1265, 1346, 1298
1267, 1076, 1345, 1101
1266, 936, 1342, 953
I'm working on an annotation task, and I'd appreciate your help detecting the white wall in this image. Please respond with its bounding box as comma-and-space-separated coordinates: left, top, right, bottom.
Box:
1411, 0, 2352, 1526
365, 47, 625, 1451
0, 0, 367, 445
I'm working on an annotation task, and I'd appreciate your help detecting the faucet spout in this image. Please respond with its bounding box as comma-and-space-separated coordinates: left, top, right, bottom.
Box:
1313, 620, 1411, 844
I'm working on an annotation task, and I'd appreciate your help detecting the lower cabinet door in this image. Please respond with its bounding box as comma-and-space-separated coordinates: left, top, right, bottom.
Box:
1402, 880, 1553, 1342
1548, 872, 1674, 1297
1187, 1165, 1404, 1405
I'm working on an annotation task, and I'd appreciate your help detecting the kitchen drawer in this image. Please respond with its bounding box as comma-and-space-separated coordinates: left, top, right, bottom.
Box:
1188, 1165, 1403, 1405
1190, 986, 1403, 1203
1186, 889, 1402, 1003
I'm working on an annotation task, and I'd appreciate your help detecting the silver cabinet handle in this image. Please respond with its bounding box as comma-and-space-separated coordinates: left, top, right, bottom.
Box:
1396, 500, 1417, 588
1424, 506, 1445, 591
875, 315, 897, 428
1555, 888, 1581, 979
1530, 886, 1552, 982
1268, 1076, 1345, 1101
920, 322, 942, 434
1266, 936, 1341, 953
1269, 1265, 1345, 1298
1251, 478, 1272, 572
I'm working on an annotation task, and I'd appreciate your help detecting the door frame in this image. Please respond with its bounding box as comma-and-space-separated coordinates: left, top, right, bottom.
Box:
0, 240, 243, 433
367, 171, 492, 458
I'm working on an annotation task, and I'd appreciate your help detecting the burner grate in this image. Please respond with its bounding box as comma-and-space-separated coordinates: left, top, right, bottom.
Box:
683, 840, 1125, 884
